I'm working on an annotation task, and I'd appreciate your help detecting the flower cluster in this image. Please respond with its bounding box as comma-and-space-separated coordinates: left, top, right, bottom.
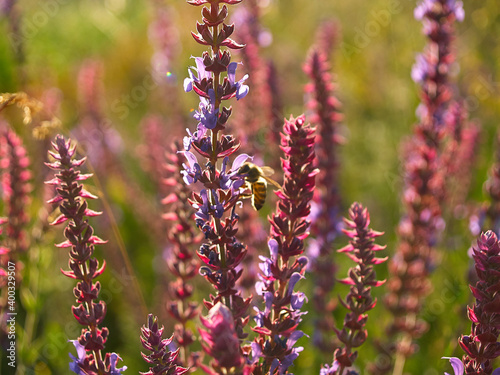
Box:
140, 314, 188, 375
1, 124, 31, 254
251, 115, 317, 374
303, 44, 343, 354
163, 141, 201, 368
182, 0, 253, 369
382, 0, 464, 372
45, 135, 126, 374
459, 231, 500, 375
321, 203, 387, 375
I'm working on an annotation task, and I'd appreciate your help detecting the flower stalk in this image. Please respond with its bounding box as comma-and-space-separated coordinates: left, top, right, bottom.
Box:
45, 135, 126, 374
251, 115, 317, 374
163, 141, 201, 368
303, 43, 343, 354
321, 203, 387, 375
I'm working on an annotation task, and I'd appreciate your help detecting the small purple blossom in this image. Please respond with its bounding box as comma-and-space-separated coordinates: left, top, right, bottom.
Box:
179, 151, 202, 185
69, 340, 85, 374
184, 56, 211, 92
219, 153, 252, 190
193, 89, 218, 130
448, 0, 465, 21
414, 0, 464, 21
227, 62, 249, 100
109, 353, 127, 374
183, 124, 210, 152
411, 54, 430, 85
320, 361, 339, 375
193, 189, 211, 222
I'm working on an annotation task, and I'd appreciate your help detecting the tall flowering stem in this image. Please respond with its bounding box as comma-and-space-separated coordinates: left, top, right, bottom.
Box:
182, 0, 252, 371
459, 231, 500, 375
45, 135, 126, 374
163, 141, 201, 368
251, 115, 317, 374
382, 1, 464, 373
1, 125, 31, 254
303, 46, 343, 354
322, 203, 387, 375
140, 314, 188, 375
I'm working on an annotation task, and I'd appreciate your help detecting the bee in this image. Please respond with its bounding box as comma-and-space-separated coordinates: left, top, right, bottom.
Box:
238, 162, 280, 210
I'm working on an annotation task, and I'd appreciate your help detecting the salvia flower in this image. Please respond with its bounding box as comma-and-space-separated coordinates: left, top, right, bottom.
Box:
303, 41, 344, 354
183, 1, 253, 369
163, 141, 201, 368
140, 314, 188, 375
1, 124, 31, 254
45, 135, 125, 374
459, 231, 500, 375
251, 115, 317, 374
323, 203, 387, 375
381, 0, 464, 372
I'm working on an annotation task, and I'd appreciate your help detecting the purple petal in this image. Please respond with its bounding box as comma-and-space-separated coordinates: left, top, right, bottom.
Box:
227, 62, 238, 84
270, 359, 280, 374
268, 239, 279, 261
179, 151, 198, 168
286, 272, 304, 297
291, 292, 307, 310
442, 357, 464, 375
232, 154, 253, 172
264, 291, 273, 313
287, 330, 305, 348
109, 353, 127, 374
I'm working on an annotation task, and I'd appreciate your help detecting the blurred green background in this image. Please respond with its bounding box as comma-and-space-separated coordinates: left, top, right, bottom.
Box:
0, 0, 499, 374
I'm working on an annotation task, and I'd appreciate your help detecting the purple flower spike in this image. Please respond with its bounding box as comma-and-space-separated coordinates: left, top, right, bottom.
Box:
380, 0, 469, 371
442, 357, 464, 375
252, 116, 316, 373
183, 0, 255, 371
328, 202, 387, 375
47, 135, 123, 374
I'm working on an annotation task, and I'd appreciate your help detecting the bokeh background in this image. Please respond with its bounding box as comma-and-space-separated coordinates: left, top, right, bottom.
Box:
0, 0, 499, 374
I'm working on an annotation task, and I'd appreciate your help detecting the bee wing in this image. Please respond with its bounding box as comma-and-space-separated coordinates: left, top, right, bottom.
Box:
259, 166, 281, 189
262, 175, 281, 189
260, 166, 275, 176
